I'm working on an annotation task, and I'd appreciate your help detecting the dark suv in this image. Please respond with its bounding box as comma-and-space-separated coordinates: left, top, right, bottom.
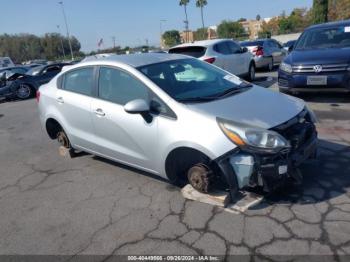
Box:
278, 20, 350, 94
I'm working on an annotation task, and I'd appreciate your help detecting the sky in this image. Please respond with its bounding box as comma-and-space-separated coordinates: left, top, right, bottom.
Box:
0, 0, 313, 52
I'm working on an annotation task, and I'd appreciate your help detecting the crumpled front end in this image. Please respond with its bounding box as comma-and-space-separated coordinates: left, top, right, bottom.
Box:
215, 108, 318, 200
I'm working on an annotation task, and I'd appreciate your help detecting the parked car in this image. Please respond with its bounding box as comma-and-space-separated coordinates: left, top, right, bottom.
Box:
279, 20, 350, 94
0, 63, 70, 100
0, 66, 32, 98
0, 57, 15, 68
38, 53, 317, 198
169, 39, 256, 81
241, 39, 287, 71
283, 40, 297, 52
0, 66, 30, 78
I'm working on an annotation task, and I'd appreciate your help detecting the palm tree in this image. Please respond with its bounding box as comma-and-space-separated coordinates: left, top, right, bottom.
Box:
179, 0, 190, 42
196, 0, 208, 30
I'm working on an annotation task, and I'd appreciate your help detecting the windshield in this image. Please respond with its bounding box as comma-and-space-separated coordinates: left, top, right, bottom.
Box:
169, 46, 207, 58
295, 26, 350, 50
138, 58, 250, 102
26, 66, 44, 76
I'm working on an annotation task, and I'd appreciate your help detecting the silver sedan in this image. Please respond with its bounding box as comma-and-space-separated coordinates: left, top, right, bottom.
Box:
37, 53, 317, 197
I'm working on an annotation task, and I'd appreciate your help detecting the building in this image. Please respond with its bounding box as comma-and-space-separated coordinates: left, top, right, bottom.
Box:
207, 26, 218, 40
180, 30, 194, 43
240, 19, 263, 40
180, 26, 217, 43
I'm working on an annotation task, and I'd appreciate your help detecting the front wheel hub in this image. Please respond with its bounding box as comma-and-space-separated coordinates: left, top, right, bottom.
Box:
187, 164, 213, 193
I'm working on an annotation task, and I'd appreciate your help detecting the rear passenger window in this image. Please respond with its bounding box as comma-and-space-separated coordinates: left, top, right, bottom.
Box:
63, 67, 94, 96
214, 42, 231, 55
98, 66, 149, 105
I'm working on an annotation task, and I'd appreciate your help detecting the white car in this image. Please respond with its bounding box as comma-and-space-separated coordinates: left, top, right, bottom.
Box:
169, 39, 255, 81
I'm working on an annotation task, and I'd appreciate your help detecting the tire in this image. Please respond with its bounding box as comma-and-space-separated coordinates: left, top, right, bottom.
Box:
16, 83, 34, 100
247, 62, 256, 81
268, 58, 274, 71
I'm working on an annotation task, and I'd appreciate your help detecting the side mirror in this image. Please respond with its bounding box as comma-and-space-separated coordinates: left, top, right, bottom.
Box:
124, 99, 150, 114
288, 45, 294, 52
242, 47, 248, 53
0, 72, 6, 81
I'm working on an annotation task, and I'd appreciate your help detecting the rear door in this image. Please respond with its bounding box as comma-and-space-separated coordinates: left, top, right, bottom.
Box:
268, 40, 284, 64
55, 66, 96, 150
90, 66, 159, 172
227, 41, 249, 75
213, 42, 237, 73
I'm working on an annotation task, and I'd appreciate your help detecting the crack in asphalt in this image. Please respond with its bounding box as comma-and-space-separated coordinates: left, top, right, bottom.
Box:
1, 99, 350, 257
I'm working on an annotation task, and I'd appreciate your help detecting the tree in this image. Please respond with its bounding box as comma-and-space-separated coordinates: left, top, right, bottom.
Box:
217, 20, 245, 39
312, 0, 328, 24
162, 30, 181, 47
196, 0, 208, 30
194, 27, 208, 40
328, 0, 350, 21
256, 14, 261, 21
179, 0, 190, 42
0, 33, 81, 63
259, 17, 280, 37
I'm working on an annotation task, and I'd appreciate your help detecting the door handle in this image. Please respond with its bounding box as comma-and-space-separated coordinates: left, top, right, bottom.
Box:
56, 97, 64, 104
94, 108, 105, 117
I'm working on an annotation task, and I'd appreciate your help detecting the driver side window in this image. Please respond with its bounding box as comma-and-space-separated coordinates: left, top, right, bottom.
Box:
98, 66, 149, 105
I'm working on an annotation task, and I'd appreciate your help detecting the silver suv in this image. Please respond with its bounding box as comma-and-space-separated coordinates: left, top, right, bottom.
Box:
37, 54, 317, 198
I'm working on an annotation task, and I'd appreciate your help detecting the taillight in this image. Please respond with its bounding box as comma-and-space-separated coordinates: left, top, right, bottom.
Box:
36, 90, 40, 103
253, 46, 264, 56
204, 57, 216, 64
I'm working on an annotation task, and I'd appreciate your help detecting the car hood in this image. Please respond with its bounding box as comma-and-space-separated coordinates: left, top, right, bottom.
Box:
6, 73, 27, 81
287, 48, 350, 65
186, 86, 305, 129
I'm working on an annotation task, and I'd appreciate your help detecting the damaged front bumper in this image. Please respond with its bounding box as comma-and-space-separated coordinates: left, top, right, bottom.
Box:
215, 114, 318, 200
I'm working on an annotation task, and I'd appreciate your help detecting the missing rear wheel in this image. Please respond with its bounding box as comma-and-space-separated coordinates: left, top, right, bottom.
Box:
57, 131, 70, 149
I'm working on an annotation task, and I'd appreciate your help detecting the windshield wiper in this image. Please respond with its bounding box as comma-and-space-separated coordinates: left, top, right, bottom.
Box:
177, 96, 218, 103
211, 83, 253, 99
178, 83, 253, 103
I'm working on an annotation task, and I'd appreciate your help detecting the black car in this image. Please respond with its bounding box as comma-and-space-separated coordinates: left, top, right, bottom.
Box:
279, 20, 350, 94
0, 63, 70, 100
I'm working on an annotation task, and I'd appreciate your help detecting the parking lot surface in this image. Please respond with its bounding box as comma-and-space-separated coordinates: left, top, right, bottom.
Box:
1, 70, 350, 258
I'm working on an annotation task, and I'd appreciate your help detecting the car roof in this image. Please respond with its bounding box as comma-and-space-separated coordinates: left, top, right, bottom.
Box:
171, 39, 234, 49
79, 53, 189, 68
241, 39, 271, 43
306, 19, 350, 30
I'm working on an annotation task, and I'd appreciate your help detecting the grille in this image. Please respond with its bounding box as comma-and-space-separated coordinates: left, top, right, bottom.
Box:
273, 110, 316, 150
278, 78, 289, 87
292, 64, 349, 73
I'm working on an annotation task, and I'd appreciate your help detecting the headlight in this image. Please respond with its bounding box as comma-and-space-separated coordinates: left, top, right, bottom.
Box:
217, 118, 290, 154
280, 62, 293, 74
306, 106, 318, 123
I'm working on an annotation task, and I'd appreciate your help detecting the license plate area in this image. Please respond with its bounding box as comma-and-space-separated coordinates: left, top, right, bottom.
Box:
307, 75, 327, 85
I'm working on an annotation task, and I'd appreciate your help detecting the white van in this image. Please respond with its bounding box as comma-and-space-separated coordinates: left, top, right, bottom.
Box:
0, 57, 15, 68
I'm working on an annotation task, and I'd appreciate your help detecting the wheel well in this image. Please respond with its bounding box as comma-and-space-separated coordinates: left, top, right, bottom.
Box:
165, 147, 212, 183
46, 118, 63, 140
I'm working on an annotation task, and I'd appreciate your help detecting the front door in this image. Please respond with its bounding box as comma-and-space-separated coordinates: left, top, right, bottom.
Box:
90, 66, 159, 173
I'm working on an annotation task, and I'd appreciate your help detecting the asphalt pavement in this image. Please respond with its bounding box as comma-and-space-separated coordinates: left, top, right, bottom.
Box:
0, 70, 350, 259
